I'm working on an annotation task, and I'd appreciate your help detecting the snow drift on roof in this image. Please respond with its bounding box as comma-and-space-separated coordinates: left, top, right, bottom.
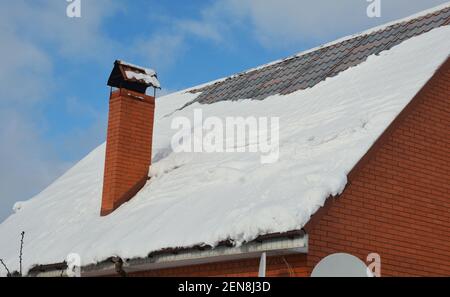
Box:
0, 25, 449, 276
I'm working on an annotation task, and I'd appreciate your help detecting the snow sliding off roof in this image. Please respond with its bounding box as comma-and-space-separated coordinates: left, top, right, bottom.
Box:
0, 11, 449, 275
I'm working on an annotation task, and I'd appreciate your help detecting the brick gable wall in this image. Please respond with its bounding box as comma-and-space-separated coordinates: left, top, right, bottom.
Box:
128, 58, 449, 277
304, 58, 450, 276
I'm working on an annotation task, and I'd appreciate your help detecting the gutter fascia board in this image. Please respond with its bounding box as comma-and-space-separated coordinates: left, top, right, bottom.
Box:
81, 235, 309, 277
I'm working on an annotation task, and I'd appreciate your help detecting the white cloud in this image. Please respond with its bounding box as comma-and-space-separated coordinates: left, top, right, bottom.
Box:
0, 0, 122, 59
0, 0, 120, 222
175, 19, 223, 42
133, 0, 239, 72
135, 0, 448, 70
0, 30, 53, 105
0, 109, 71, 222
134, 34, 186, 72
223, 0, 449, 48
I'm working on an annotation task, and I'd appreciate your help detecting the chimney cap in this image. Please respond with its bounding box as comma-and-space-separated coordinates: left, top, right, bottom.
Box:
107, 60, 161, 94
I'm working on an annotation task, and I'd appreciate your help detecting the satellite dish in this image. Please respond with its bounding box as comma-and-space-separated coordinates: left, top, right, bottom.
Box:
311, 253, 372, 277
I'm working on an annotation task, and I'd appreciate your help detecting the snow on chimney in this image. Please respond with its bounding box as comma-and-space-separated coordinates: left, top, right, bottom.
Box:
101, 60, 160, 216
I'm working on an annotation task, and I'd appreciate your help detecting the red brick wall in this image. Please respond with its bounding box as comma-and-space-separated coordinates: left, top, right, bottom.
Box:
101, 89, 155, 216
304, 58, 450, 276
129, 59, 450, 277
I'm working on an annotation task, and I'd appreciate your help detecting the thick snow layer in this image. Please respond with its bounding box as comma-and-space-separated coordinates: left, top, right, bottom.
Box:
116, 60, 161, 88
125, 70, 161, 89
117, 60, 157, 76
0, 26, 449, 276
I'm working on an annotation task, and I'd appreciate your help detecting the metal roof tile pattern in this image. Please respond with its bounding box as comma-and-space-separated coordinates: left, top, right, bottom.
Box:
189, 6, 450, 105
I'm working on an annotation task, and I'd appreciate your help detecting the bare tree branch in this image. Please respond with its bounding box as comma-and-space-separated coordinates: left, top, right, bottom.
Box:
19, 231, 25, 276
0, 259, 11, 276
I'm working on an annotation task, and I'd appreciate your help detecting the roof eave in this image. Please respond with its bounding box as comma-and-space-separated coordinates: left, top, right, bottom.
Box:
29, 230, 308, 277
82, 233, 308, 277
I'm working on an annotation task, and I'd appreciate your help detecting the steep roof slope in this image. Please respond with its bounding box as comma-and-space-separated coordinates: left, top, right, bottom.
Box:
0, 5, 449, 275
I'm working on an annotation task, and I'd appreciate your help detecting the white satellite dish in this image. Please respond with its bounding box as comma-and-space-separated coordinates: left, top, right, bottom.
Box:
311, 253, 372, 277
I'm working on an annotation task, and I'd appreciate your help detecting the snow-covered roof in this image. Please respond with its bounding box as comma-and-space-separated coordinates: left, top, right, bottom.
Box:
1, 7, 450, 275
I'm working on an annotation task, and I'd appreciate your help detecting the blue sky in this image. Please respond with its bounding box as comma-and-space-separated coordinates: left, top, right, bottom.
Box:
0, 0, 448, 222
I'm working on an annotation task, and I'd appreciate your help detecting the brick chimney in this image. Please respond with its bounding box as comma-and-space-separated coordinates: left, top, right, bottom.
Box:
101, 60, 160, 216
